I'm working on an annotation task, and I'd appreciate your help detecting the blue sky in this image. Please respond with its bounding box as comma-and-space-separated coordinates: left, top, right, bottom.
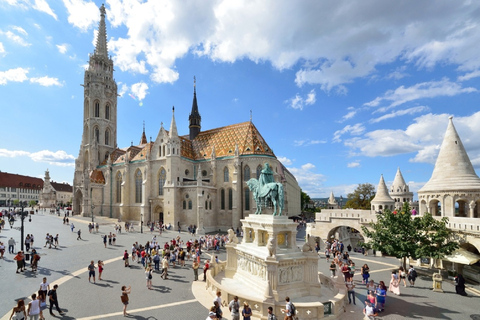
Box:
1, 0, 480, 198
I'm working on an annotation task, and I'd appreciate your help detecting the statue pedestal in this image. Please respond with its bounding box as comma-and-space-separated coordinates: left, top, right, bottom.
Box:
226, 214, 321, 302
432, 272, 444, 293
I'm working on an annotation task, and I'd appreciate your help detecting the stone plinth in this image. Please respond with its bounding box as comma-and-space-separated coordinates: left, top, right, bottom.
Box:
226, 214, 321, 302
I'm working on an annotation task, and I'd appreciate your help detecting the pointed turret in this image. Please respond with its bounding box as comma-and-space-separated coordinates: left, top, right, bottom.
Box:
328, 191, 337, 205
189, 76, 201, 140
169, 106, 178, 138
95, 4, 108, 58
391, 167, 408, 193
419, 116, 480, 192
140, 121, 147, 145
371, 174, 394, 212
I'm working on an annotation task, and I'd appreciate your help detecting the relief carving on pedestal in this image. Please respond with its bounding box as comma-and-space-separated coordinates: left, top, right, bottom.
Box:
279, 265, 303, 284
237, 256, 266, 280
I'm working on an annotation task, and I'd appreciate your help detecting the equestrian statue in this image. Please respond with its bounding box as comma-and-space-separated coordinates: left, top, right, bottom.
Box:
246, 163, 284, 216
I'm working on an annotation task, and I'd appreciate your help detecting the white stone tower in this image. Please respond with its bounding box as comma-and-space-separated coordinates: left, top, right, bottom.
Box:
327, 191, 338, 209
73, 4, 117, 215
390, 167, 414, 209
371, 174, 395, 213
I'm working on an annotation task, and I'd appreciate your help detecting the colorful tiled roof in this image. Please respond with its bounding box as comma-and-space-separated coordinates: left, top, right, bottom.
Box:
90, 169, 105, 184
181, 121, 275, 160
0, 172, 43, 189
131, 142, 153, 162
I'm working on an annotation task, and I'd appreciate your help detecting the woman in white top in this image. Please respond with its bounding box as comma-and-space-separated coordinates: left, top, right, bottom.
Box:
145, 265, 153, 289
9, 299, 26, 320
27, 293, 43, 320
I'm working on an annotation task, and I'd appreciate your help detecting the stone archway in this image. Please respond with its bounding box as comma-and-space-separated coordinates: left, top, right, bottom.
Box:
154, 205, 163, 224
74, 189, 83, 215
326, 225, 366, 252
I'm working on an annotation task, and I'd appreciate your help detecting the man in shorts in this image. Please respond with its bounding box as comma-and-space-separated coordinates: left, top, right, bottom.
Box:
88, 260, 96, 283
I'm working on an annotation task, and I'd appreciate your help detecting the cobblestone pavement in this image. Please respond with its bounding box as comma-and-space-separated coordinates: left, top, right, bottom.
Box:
0, 211, 479, 320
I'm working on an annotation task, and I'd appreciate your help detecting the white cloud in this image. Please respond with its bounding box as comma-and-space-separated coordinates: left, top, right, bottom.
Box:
278, 156, 292, 166
33, 0, 57, 19
287, 89, 316, 110
0, 148, 75, 167
118, 83, 128, 97
369, 106, 429, 123
287, 163, 326, 197
29, 150, 75, 167
30, 76, 62, 86
0, 67, 29, 85
347, 162, 360, 168
338, 108, 357, 123
0, 29, 30, 46
293, 139, 326, 147
364, 79, 476, 112
0, 42, 4, 54
131, 82, 149, 100
11, 26, 27, 36
386, 66, 408, 80
333, 123, 365, 143
62, 0, 99, 31
458, 70, 480, 82
56, 44, 68, 54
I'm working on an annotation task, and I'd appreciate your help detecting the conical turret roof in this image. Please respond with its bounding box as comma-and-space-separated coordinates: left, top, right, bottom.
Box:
371, 174, 394, 203
328, 191, 337, 205
95, 4, 108, 58
419, 116, 480, 192
169, 106, 178, 138
391, 167, 408, 193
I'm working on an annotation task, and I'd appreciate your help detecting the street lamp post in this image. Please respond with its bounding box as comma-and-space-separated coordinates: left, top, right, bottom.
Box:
7, 198, 11, 212
340, 195, 343, 209
140, 212, 143, 234
19, 204, 32, 252
91, 203, 95, 224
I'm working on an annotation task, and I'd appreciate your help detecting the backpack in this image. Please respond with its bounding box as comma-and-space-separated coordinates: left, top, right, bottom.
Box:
289, 302, 296, 316
411, 269, 417, 278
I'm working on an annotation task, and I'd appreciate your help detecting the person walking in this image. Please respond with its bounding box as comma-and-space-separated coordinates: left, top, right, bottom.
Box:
242, 302, 252, 320
229, 296, 240, 320
281, 297, 294, 320
98, 260, 104, 280
70, 223, 75, 232
39, 278, 50, 303
14, 251, 25, 273
455, 274, 468, 296
329, 261, 336, 278
9, 299, 26, 320
346, 278, 356, 304
192, 259, 199, 281
389, 270, 400, 295
123, 250, 130, 267
203, 260, 210, 281
145, 265, 153, 289
103, 235, 107, 248
361, 264, 370, 284
8, 237, 16, 254
27, 293, 43, 320
267, 306, 278, 320
121, 285, 131, 316
88, 260, 96, 283
407, 265, 417, 287
48, 285, 64, 316
375, 281, 387, 312
399, 266, 407, 287
77, 229, 82, 240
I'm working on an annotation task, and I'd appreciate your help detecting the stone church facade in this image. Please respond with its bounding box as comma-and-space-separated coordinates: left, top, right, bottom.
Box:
72, 5, 301, 233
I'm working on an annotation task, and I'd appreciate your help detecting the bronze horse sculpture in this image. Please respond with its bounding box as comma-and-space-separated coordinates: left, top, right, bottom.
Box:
246, 178, 284, 216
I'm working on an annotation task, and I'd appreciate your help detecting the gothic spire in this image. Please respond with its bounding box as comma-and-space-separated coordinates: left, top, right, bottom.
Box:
169, 106, 178, 138
140, 121, 147, 145
95, 4, 108, 58
189, 76, 201, 140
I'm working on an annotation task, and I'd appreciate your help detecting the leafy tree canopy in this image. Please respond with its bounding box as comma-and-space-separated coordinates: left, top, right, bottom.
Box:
301, 190, 311, 210
361, 202, 459, 269
345, 183, 375, 209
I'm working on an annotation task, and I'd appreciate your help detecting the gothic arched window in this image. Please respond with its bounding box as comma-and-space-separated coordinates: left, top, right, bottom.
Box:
224, 167, 229, 182
158, 168, 166, 196
188, 200, 192, 210
228, 188, 233, 210
105, 104, 110, 120
105, 129, 109, 145
94, 101, 100, 117
244, 165, 250, 181
116, 171, 122, 203
94, 127, 99, 143
256, 165, 262, 179
221, 189, 225, 210
183, 200, 186, 209
135, 169, 142, 203
245, 187, 250, 211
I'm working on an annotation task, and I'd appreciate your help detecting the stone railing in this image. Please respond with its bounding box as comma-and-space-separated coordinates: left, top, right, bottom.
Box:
205, 260, 347, 319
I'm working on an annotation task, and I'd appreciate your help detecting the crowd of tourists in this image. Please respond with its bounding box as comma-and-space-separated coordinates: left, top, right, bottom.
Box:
323, 239, 420, 319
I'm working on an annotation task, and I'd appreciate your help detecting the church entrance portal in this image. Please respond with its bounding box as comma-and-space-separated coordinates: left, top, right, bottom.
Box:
154, 205, 163, 224
74, 189, 83, 215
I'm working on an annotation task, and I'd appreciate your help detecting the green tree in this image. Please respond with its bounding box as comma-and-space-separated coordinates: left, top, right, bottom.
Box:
361, 202, 458, 269
13, 199, 20, 206
345, 183, 375, 209
301, 191, 311, 211
28, 200, 37, 207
